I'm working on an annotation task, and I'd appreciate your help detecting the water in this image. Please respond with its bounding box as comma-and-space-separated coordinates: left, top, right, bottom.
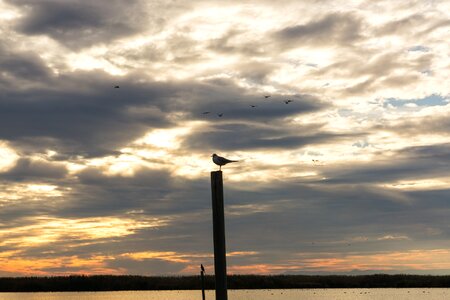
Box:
0, 289, 449, 300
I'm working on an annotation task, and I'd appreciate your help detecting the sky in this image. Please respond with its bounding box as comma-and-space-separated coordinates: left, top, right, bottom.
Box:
0, 0, 450, 276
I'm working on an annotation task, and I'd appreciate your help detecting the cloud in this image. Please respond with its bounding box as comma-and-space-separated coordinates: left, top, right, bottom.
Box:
183, 122, 359, 151
8, 0, 154, 49
106, 257, 186, 275
0, 158, 67, 181
273, 13, 363, 48
0, 71, 174, 157
0, 45, 51, 82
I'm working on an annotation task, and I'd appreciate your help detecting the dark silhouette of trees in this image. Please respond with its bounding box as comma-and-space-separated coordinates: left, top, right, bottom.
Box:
0, 274, 450, 292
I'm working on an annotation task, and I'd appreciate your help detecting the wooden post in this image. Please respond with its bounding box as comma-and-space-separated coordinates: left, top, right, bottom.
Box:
201, 269, 206, 300
210, 171, 228, 300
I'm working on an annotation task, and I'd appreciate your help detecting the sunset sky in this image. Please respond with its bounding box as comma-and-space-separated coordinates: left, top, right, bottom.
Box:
1, 0, 450, 276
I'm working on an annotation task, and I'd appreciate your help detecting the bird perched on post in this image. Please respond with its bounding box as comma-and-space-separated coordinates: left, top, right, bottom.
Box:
201, 264, 205, 273
212, 154, 238, 170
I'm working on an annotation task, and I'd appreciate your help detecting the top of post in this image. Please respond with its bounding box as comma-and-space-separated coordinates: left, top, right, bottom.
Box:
211, 171, 223, 183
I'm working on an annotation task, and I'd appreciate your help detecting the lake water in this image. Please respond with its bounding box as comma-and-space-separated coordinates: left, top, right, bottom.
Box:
0, 289, 449, 300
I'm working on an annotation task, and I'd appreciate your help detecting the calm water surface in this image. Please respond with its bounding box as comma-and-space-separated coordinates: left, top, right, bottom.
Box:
0, 289, 449, 300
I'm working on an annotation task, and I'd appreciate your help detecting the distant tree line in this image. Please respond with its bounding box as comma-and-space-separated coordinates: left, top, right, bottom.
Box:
1, 274, 450, 292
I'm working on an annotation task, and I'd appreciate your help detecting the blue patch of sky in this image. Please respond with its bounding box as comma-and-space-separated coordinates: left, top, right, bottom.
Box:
408, 45, 431, 52
384, 94, 448, 108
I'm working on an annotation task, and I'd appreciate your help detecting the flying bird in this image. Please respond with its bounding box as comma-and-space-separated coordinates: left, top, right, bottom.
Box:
217, 113, 223, 117
264, 95, 271, 98
202, 111, 210, 114
114, 85, 120, 88
212, 153, 238, 170
250, 105, 257, 108
284, 99, 293, 104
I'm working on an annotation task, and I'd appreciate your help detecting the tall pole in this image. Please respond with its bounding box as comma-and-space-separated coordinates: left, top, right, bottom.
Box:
210, 171, 228, 300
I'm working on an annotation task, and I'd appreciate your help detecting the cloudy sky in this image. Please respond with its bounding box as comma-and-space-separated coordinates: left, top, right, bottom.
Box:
1, 0, 450, 276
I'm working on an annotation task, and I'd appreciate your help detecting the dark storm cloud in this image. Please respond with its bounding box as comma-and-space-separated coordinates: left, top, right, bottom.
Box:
319, 143, 450, 185
273, 13, 363, 48
51, 166, 211, 221
0, 69, 175, 157
0, 48, 51, 82
8, 0, 153, 49
183, 122, 359, 151
0, 44, 52, 89
184, 78, 325, 121
0, 49, 326, 157
0, 158, 67, 181
55, 167, 175, 218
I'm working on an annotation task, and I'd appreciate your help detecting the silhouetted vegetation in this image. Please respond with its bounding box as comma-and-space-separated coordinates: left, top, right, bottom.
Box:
1, 274, 450, 292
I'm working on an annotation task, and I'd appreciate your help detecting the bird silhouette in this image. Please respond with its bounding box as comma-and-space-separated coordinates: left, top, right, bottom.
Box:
217, 113, 223, 117
212, 154, 238, 170
264, 95, 270, 98
284, 99, 293, 104
201, 264, 205, 273
114, 85, 120, 88
250, 105, 257, 108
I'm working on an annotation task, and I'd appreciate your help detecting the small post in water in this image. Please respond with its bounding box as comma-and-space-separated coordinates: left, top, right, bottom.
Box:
210, 171, 228, 300
201, 264, 206, 300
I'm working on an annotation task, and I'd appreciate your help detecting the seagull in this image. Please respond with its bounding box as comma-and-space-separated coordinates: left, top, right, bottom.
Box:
217, 113, 223, 117
284, 99, 293, 104
264, 95, 271, 98
202, 111, 210, 114
212, 153, 238, 170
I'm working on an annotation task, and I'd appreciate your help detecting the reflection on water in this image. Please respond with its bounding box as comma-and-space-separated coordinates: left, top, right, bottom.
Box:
0, 289, 449, 300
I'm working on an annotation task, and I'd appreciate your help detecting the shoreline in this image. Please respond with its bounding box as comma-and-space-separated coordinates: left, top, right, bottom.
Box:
1, 274, 450, 292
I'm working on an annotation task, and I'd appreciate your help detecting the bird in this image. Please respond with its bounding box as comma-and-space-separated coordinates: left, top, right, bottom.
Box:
201, 111, 210, 114
114, 85, 120, 88
264, 95, 270, 98
250, 105, 257, 108
212, 153, 238, 170
284, 99, 293, 104
201, 264, 205, 273
217, 113, 223, 117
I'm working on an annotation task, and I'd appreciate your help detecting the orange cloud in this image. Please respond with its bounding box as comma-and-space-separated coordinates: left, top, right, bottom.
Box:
0, 255, 121, 276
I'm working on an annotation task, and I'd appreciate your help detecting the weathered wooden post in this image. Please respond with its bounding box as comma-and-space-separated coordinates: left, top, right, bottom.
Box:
201, 264, 206, 300
210, 171, 228, 300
